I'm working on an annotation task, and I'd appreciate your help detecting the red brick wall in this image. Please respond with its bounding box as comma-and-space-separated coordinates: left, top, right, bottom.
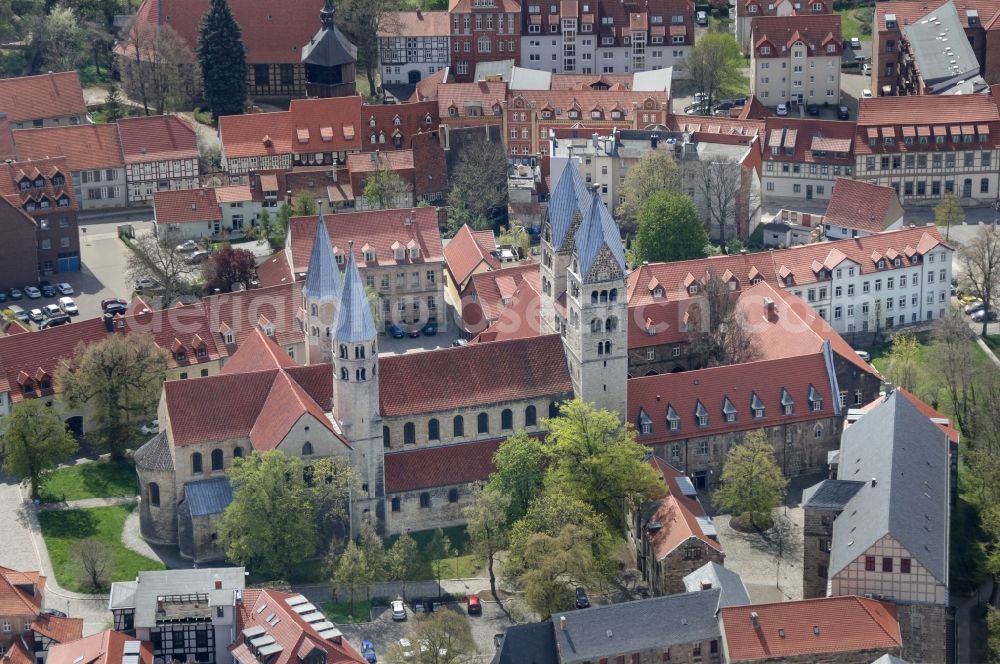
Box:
0, 201, 41, 289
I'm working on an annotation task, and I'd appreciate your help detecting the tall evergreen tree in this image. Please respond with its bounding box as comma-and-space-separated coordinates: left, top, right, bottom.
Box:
197, 0, 247, 118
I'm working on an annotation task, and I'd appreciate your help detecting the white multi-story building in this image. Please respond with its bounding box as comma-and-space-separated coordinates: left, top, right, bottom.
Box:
854, 94, 1000, 203
750, 14, 842, 109
379, 10, 451, 85
519, 0, 693, 75
733, 0, 831, 51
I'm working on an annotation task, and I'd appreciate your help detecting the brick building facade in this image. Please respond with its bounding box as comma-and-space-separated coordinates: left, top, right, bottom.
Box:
448, 0, 522, 81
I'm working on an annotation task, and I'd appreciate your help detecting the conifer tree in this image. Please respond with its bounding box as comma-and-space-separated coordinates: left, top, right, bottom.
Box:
197, 0, 247, 119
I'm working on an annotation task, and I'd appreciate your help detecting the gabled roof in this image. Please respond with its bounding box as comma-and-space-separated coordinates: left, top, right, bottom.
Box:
334, 246, 376, 343
435, 81, 507, 118
644, 457, 722, 558
231, 588, 365, 664
443, 224, 500, 287
0, 72, 86, 123
722, 596, 901, 662
802, 478, 865, 510
384, 436, 509, 492
184, 478, 234, 517
378, 334, 572, 416
682, 562, 751, 609
47, 630, 152, 664
153, 187, 221, 224
219, 97, 364, 159
13, 124, 124, 171
117, 115, 198, 163
303, 213, 342, 301
461, 263, 539, 335
830, 390, 951, 583
751, 14, 842, 49
202, 282, 304, 350
220, 328, 298, 375
378, 10, 449, 37
823, 178, 902, 233
30, 614, 84, 644
0, 566, 44, 616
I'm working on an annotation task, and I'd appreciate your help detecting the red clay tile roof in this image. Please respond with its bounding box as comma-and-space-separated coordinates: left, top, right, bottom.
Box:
0, 115, 15, 161
410, 131, 449, 195
119, 305, 227, 369
13, 125, 124, 172
0, 72, 87, 124
874, 0, 1000, 33
410, 68, 450, 102
345, 149, 414, 175
47, 630, 153, 664
220, 328, 298, 375
123, 0, 324, 65
461, 263, 540, 335
626, 226, 948, 307
0, 567, 44, 616
153, 187, 221, 224
443, 224, 500, 288
219, 97, 364, 160
436, 81, 508, 119
379, 10, 450, 37
249, 370, 339, 450
722, 596, 901, 662
362, 100, 440, 150
0, 157, 77, 211
855, 94, 1000, 154
823, 178, 901, 233
231, 589, 365, 664
379, 334, 572, 416
201, 282, 305, 351
646, 457, 721, 557
288, 207, 443, 273
672, 116, 765, 138
751, 14, 842, 49
628, 352, 836, 445
385, 436, 542, 492
1, 640, 34, 664
256, 252, 296, 288
627, 299, 691, 349
117, 115, 199, 163
473, 273, 545, 343
763, 117, 855, 164
30, 615, 83, 644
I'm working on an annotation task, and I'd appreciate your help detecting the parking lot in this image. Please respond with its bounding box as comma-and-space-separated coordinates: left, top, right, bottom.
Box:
379, 322, 464, 356
338, 597, 513, 662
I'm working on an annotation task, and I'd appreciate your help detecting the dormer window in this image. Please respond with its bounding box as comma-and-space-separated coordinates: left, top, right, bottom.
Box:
224, 332, 234, 344
751, 392, 765, 419
410, 247, 421, 259
666, 405, 680, 431
688, 284, 698, 295
637, 408, 653, 435
424, 114, 432, 125
52, 174, 65, 187
877, 260, 885, 269
760, 45, 771, 54
364, 250, 375, 262
369, 117, 376, 127
393, 116, 401, 126
335, 253, 345, 265
695, 400, 708, 427
591, 110, 601, 119
722, 397, 737, 423
394, 247, 405, 261
808, 385, 823, 411
175, 351, 186, 362
653, 287, 664, 298
34, 178, 44, 188
894, 257, 901, 266
780, 388, 794, 415
197, 347, 207, 358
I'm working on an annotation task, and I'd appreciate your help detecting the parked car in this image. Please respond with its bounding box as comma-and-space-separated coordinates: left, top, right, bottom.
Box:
176, 239, 200, 253
24, 286, 41, 299
408, 325, 421, 338
850, 37, 862, 49
575, 586, 590, 609
412, 598, 428, 614
7, 305, 27, 322
837, 105, 850, 120
452, 338, 468, 347
55, 282, 73, 295
972, 308, 997, 323
683, 102, 710, 115
139, 419, 159, 435
43, 304, 63, 318
8, 288, 22, 300
713, 100, 735, 114
391, 599, 407, 621
467, 595, 482, 615
40, 282, 57, 298
28, 308, 44, 323
361, 640, 377, 664
862, 62, 872, 75
959, 294, 980, 305
58, 297, 78, 315
135, 277, 157, 291
965, 300, 985, 314
41, 609, 67, 618
429, 599, 443, 612
398, 639, 414, 660
388, 324, 405, 339
102, 298, 128, 314
39, 314, 70, 329
806, 103, 819, 116
776, 103, 788, 116
696, 9, 708, 24
185, 250, 210, 265
862, 89, 873, 98
422, 321, 437, 336
0, 292, 7, 303
855, 350, 871, 362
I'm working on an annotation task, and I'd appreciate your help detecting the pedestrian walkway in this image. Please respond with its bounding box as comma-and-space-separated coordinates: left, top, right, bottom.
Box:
37, 496, 137, 511
292, 577, 493, 606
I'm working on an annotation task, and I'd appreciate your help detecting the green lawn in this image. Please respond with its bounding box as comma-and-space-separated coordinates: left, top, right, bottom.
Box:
385, 526, 480, 581
321, 600, 372, 624
983, 335, 1000, 354
38, 505, 164, 593
39, 459, 137, 503
838, 7, 873, 42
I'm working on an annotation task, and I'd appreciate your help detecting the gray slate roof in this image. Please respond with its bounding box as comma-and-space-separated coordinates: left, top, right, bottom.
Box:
123, 567, 246, 626
553, 590, 721, 663
871, 655, 910, 664
184, 477, 234, 517
491, 621, 558, 664
302, 0, 357, 67
829, 390, 950, 583
802, 479, 864, 510
682, 562, 751, 609
303, 213, 343, 301
547, 160, 591, 250
133, 432, 173, 472
902, 1, 983, 93
334, 246, 376, 342
575, 189, 626, 282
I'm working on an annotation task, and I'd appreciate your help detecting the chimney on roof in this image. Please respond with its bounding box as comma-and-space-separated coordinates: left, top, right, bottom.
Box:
214, 578, 222, 590
764, 296, 775, 317
700, 580, 713, 590
751, 612, 760, 629
559, 616, 567, 630
871, 477, 878, 487
884, 382, 894, 400
417, 8, 422, 18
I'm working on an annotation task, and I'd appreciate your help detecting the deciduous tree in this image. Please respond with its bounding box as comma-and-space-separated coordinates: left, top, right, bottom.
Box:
487, 431, 546, 523
57, 334, 168, 459
929, 307, 978, 437
635, 192, 708, 263
519, 524, 598, 619
357, 520, 386, 598
689, 157, 757, 249
447, 138, 508, 232
426, 528, 451, 597
387, 531, 419, 599
203, 245, 256, 293
544, 399, 665, 533
959, 224, 1000, 336
883, 333, 921, 392
336, 0, 401, 99
197, 0, 246, 118
688, 32, 747, 111
75, 538, 112, 591
686, 270, 762, 368
24, 5, 84, 73
218, 451, 320, 579
463, 484, 510, 606
385, 610, 476, 664
363, 168, 410, 210
332, 540, 371, 615
125, 233, 193, 307
616, 148, 682, 229
0, 400, 77, 499
934, 193, 964, 243
713, 429, 787, 530
303, 456, 355, 541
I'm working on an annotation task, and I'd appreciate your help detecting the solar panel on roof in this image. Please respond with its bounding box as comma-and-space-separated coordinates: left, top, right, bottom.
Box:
318, 627, 343, 640
300, 611, 325, 623
242, 626, 266, 638
123, 641, 141, 655
696, 516, 718, 537
122, 656, 139, 664
311, 620, 335, 631
285, 595, 309, 606
250, 635, 276, 648
258, 643, 284, 656
292, 602, 317, 614
675, 476, 697, 497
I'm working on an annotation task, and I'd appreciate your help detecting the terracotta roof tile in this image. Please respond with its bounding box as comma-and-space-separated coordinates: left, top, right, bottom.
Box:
0, 567, 44, 616
117, 115, 199, 163
1, 640, 34, 664
823, 178, 901, 233
751, 14, 842, 49
410, 68, 450, 102
362, 100, 440, 151
855, 94, 1000, 154
461, 263, 539, 335
379, 334, 572, 416
249, 370, 340, 450
220, 328, 298, 375
201, 282, 305, 350
256, 252, 295, 288
385, 437, 516, 492
763, 117, 855, 163
13, 124, 124, 172
645, 457, 721, 558
0, 157, 77, 210
379, 10, 449, 37
30, 615, 83, 644
436, 81, 507, 119
123, 0, 325, 64
410, 131, 449, 195
47, 630, 153, 664
473, 275, 544, 343
722, 596, 901, 661
219, 97, 364, 160
0, 72, 87, 124
153, 187, 220, 224
443, 224, 500, 288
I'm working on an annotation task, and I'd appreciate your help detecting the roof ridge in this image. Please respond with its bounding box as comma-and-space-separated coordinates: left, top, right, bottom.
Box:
853, 596, 902, 645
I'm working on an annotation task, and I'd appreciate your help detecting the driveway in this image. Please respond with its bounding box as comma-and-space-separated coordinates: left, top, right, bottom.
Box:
379, 325, 463, 356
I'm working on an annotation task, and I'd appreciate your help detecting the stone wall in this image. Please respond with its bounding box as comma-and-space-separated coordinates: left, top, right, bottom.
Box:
802, 505, 837, 599
385, 482, 475, 535
741, 647, 902, 664
897, 602, 955, 664
659, 543, 726, 596
137, 465, 179, 545
189, 513, 227, 565
560, 638, 722, 664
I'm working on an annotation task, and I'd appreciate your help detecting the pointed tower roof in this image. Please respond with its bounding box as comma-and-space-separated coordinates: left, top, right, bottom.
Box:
335, 241, 377, 342
303, 211, 342, 301
302, 0, 358, 67
547, 162, 591, 249
576, 190, 626, 280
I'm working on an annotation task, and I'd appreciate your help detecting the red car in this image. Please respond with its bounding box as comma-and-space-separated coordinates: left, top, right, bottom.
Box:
467, 594, 482, 615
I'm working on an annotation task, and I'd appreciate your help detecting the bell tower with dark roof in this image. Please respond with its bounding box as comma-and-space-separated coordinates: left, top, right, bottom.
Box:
301, 0, 358, 98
